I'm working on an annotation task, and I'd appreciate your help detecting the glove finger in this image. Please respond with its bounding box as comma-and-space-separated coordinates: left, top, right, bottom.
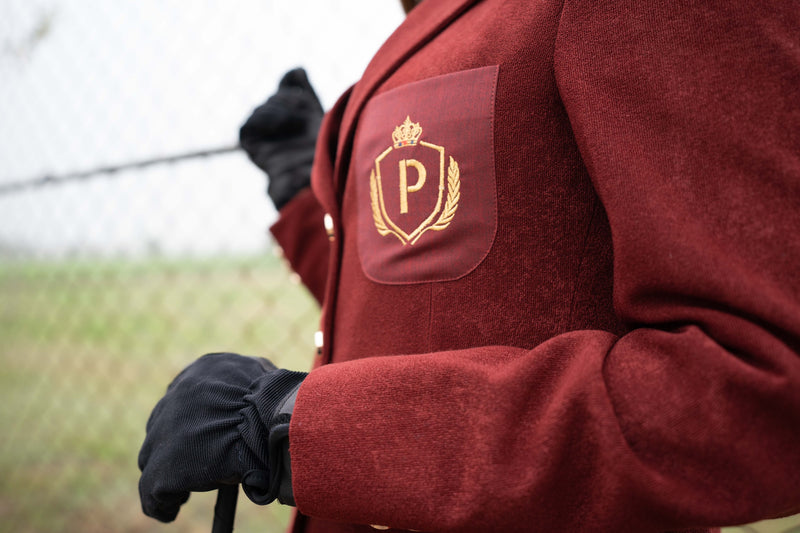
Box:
143, 392, 167, 432
145, 491, 190, 523
278, 68, 323, 113
137, 436, 151, 472
139, 473, 190, 523
239, 74, 321, 147
278, 67, 306, 87
177, 353, 268, 387
278, 68, 312, 93
205, 352, 272, 383
139, 396, 169, 470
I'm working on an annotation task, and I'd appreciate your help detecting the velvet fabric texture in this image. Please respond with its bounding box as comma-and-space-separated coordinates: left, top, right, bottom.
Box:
271, 0, 800, 531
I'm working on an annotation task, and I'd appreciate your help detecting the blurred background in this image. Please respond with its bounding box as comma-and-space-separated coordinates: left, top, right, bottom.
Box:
0, 1, 797, 532
1, 1, 402, 531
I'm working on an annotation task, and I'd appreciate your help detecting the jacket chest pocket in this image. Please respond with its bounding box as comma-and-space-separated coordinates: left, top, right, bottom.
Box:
352, 65, 499, 285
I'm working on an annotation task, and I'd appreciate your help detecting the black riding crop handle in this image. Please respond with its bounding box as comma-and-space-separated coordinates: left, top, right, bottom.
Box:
211, 484, 239, 533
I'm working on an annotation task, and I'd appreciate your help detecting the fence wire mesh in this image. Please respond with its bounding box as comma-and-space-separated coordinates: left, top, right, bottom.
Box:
0, 2, 797, 533
1, 2, 400, 532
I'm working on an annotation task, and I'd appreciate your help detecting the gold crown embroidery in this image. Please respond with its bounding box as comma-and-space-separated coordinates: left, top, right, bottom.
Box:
370, 117, 460, 246
392, 116, 423, 147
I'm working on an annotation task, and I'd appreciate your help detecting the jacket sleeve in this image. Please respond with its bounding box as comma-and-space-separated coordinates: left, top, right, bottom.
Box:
288, 2, 800, 531
270, 187, 329, 305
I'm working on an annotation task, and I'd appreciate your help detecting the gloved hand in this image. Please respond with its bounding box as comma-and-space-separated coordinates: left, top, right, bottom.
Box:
239, 68, 324, 210
138, 353, 307, 522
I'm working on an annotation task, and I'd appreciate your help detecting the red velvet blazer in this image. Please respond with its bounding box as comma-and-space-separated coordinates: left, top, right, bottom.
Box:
270, 0, 800, 531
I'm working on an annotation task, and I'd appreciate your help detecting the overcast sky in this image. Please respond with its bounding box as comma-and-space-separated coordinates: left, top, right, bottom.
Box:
0, 1, 405, 257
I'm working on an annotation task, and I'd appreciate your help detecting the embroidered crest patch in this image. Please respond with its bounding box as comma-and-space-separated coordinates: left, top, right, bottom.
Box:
369, 117, 461, 246
355, 66, 498, 284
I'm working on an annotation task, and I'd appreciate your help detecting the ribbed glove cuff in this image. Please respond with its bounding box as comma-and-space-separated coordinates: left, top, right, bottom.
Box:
238, 369, 307, 505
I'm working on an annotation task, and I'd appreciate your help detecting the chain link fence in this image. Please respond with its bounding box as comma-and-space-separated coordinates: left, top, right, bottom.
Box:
0, 2, 798, 533
0, 2, 400, 532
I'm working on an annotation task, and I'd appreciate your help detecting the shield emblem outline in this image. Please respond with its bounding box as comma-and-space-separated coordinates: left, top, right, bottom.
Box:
371, 141, 446, 245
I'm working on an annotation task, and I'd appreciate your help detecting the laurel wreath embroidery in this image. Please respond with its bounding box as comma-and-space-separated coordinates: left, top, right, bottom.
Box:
369, 169, 394, 239
429, 157, 460, 232
370, 156, 460, 246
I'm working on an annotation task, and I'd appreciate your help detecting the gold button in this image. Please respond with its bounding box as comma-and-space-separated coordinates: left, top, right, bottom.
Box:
314, 331, 324, 355
323, 213, 335, 240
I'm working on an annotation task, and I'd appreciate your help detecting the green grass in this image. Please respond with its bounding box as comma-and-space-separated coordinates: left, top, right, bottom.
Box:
0, 255, 798, 533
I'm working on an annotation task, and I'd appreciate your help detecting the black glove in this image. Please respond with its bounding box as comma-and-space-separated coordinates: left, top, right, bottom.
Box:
239, 68, 324, 210
138, 353, 307, 522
